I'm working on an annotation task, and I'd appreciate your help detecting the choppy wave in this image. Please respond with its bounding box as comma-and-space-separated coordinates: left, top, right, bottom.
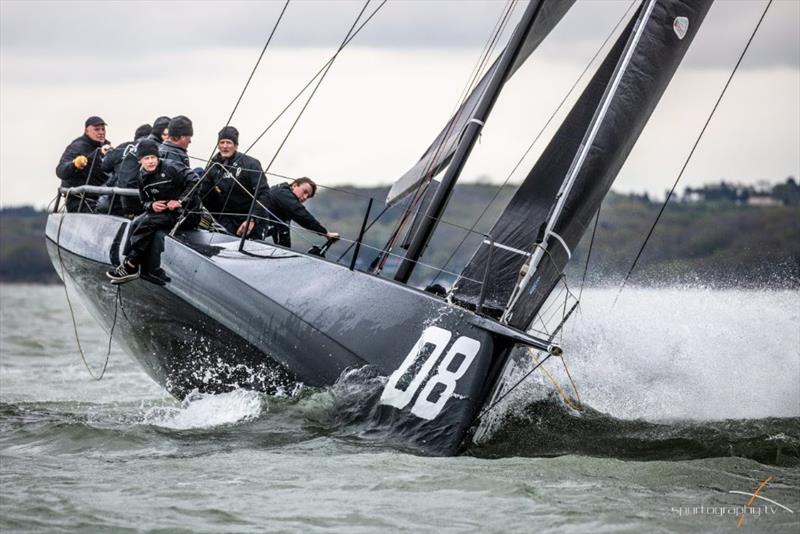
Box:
2, 286, 798, 466
469, 396, 800, 466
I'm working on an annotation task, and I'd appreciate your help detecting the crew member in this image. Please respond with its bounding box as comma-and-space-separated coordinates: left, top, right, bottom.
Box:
97, 123, 152, 216
148, 116, 171, 143
202, 126, 270, 238
106, 139, 199, 284
159, 115, 193, 168
55, 116, 112, 212
266, 177, 338, 247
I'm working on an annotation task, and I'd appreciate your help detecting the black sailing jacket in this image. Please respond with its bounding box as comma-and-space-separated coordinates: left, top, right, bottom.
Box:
103, 137, 150, 214
103, 137, 148, 189
138, 160, 199, 213
55, 134, 110, 188
202, 151, 269, 221
159, 141, 190, 168
266, 183, 327, 247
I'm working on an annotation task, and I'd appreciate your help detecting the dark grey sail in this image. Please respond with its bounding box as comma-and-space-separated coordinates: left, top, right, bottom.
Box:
386, 0, 575, 206
453, 0, 713, 330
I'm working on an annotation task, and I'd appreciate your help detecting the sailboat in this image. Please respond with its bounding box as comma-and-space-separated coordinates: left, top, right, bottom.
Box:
46, 0, 715, 455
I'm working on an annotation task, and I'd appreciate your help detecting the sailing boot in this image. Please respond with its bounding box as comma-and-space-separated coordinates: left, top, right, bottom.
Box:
106, 261, 140, 284
141, 267, 170, 286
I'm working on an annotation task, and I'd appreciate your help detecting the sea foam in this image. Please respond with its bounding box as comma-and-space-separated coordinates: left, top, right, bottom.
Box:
141, 389, 265, 430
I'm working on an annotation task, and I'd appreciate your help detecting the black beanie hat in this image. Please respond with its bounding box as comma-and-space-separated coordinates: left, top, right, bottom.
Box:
218, 126, 239, 145
168, 115, 193, 137
151, 116, 170, 136
134, 123, 152, 140
137, 139, 160, 159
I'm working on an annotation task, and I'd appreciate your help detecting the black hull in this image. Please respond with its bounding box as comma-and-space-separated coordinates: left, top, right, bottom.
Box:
45, 213, 523, 455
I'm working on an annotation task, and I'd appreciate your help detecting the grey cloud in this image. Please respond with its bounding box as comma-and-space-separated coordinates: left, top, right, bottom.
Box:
1, 0, 797, 70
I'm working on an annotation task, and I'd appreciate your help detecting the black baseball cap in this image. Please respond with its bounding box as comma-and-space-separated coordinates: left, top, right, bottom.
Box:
85, 116, 107, 127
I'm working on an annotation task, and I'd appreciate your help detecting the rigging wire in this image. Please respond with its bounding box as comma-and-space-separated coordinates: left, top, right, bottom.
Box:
476, 293, 580, 420
372, 0, 517, 273
411, 0, 517, 187
430, 0, 638, 286
224, 1, 289, 130
243, 0, 388, 156
199, 1, 290, 227
187, 199, 488, 284
55, 215, 120, 380
577, 204, 601, 304
477, 352, 555, 419
529, 349, 581, 410
239, 0, 373, 243
612, 0, 774, 307
186, 154, 379, 200
175, 1, 383, 238
203, 0, 290, 167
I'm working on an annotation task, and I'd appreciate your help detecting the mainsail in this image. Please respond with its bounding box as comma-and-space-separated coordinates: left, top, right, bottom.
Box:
453, 0, 714, 330
385, 0, 575, 206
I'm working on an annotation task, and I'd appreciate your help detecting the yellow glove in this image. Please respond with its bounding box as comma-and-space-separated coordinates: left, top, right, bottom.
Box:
73, 155, 89, 170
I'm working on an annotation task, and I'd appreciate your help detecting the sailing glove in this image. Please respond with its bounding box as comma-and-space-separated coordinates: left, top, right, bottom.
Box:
73, 155, 89, 169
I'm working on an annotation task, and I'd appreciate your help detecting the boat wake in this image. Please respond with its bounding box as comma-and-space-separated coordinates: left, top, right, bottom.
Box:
300, 363, 800, 465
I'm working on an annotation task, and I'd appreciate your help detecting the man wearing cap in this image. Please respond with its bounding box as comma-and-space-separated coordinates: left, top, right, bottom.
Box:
202, 126, 270, 238
106, 139, 200, 284
159, 115, 193, 168
55, 116, 112, 212
148, 116, 171, 144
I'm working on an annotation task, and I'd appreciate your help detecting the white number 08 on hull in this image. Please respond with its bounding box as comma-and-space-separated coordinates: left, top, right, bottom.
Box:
379, 326, 481, 420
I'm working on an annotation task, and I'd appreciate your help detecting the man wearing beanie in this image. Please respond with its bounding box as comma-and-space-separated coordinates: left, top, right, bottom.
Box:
55, 115, 113, 212
202, 125, 271, 238
159, 115, 193, 168
106, 139, 200, 284
148, 116, 171, 144
97, 123, 152, 216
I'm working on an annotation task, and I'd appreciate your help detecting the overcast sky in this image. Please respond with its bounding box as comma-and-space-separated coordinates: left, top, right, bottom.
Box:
1, 0, 798, 207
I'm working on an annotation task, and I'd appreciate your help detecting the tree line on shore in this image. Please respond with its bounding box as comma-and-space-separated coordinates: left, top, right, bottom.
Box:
1, 180, 798, 287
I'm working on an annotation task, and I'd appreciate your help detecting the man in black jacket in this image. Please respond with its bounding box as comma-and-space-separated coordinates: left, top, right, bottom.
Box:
96, 123, 151, 216
159, 115, 193, 168
106, 139, 199, 284
149, 116, 170, 143
202, 126, 270, 238
55, 116, 112, 212
266, 177, 338, 247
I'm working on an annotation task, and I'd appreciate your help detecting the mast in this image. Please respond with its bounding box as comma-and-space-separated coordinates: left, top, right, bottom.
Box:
393, 0, 544, 284
386, 1, 575, 207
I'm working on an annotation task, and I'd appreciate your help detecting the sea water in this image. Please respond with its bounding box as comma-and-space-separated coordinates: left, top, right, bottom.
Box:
1, 284, 798, 533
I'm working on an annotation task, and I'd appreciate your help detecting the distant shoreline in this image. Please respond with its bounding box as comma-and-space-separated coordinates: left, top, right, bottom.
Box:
2, 182, 797, 287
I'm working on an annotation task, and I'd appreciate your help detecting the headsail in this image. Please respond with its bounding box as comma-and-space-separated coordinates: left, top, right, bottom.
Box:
385, 0, 575, 206
453, 0, 714, 330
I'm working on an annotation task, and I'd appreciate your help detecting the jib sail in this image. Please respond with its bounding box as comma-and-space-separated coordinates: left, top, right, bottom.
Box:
453, 0, 714, 331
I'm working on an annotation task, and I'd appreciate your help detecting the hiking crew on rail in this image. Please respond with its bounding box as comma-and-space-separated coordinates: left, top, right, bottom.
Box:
202, 126, 270, 239
57, 115, 339, 284
56, 116, 112, 213
106, 139, 200, 284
